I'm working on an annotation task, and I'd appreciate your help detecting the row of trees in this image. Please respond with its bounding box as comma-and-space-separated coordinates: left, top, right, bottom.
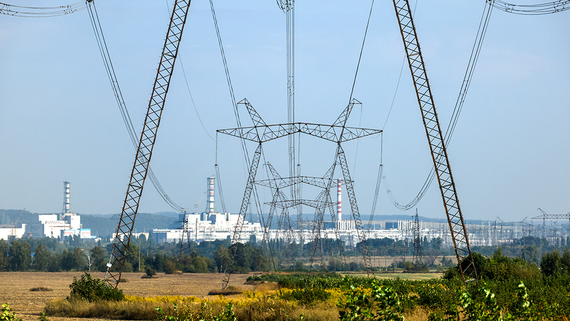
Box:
0, 238, 268, 274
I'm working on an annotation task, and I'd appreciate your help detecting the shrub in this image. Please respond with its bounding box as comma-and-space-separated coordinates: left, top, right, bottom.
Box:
164, 260, 177, 274
337, 278, 404, 321
145, 267, 157, 278
68, 272, 125, 302
30, 287, 53, 292
0, 303, 21, 321
280, 288, 331, 305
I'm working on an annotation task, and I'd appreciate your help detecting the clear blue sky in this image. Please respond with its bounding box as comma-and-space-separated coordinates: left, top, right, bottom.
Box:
0, 0, 568, 223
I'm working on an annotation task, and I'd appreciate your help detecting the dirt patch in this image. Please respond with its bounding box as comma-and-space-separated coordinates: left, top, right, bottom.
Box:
0, 272, 254, 321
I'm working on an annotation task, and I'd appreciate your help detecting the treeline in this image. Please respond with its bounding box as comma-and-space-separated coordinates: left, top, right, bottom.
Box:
0, 236, 268, 274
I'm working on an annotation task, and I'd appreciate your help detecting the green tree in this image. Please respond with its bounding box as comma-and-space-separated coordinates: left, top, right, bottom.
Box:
8, 240, 31, 271
125, 244, 141, 272
214, 245, 229, 273
541, 250, 561, 277
521, 245, 540, 265
91, 246, 107, 272
0, 239, 9, 272
32, 243, 51, 271
61, 248, 85, 271
561, 248, 570, 275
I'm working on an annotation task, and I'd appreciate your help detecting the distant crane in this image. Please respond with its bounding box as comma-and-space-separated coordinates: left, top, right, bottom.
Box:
533, 208, 570, 240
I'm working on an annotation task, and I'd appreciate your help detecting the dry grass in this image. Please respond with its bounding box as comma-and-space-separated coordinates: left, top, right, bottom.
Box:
0, 271, 254, 321
1, 271, 440, 320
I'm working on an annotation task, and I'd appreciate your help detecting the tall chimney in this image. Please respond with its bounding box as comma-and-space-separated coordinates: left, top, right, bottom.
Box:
337, 178, 342, 222
63, 181, 71, 214
207, 176, 215, 215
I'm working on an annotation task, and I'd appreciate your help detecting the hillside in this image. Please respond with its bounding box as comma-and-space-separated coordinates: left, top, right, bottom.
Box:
0, 209, 177, 238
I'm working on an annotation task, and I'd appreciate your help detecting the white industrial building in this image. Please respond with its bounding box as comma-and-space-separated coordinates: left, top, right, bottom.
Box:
27, 181, 91, 239
0, 224, 26, 240
152, 177, 262, 243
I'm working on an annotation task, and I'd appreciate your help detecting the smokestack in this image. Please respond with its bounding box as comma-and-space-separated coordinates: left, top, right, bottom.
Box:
337, 178, 342, 222
63, 181, 71, 214
207, 176, 215, 215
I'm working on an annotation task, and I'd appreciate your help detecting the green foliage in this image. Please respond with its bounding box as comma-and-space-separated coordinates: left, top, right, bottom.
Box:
8, 240, 31, 271
337, 277, 404, 321
214, 245, 229, 273
146, 267, 157, 277
247, 272, 342, 289
280, 288, 331, 305
32, 243, 51, 271
60, 248, 85, 271
459, 283, 512, 321
164, 260, 177, 274
39, 312, 50, 321
90, 246, 107, 272
0, 304, 21, 321
68, 272, 124, 302
444, 248, 541, 281
540, 249, 569, 277
0, 240, 9, 272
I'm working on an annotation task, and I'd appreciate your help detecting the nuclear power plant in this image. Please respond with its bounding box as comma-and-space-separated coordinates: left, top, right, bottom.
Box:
151, 176, 446, 246
27, 181, 91, 239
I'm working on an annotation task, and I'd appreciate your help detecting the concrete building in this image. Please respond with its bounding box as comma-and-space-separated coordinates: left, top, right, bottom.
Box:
0, 224, 26, 240
27, 213, 88, 238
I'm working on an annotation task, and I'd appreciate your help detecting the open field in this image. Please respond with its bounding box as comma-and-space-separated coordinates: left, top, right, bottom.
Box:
345, 272, 444, 280
0, 272, 255, 321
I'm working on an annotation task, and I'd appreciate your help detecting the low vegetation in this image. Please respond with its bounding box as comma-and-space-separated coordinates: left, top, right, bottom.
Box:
1, 304, 21, 321
41, 248, 570, 320
67, 272, 124, 302
29, 287, 53, 292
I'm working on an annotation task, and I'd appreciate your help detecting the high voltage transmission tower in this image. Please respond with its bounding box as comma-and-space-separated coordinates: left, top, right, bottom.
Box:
104, 0, 191, 288
218, 98, 381, 289
392, 0, 477, 282
412, 209, 423, 267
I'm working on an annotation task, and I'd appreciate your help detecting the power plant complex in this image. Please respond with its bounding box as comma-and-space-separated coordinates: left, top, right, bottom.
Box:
150, 176, 503, 248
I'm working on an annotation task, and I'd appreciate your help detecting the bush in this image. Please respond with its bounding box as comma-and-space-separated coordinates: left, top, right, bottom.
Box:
164, 260, 177, 274
145, 267, 157, 278
0, 303, 21, 321
280, 288, 331, 305
68, 272, 125, 302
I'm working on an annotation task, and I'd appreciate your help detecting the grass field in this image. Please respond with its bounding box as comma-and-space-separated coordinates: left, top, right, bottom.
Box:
0, 271, 443, 321
0, 272, 254, 321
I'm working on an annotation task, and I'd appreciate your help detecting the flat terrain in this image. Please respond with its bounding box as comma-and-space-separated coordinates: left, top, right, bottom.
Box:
346, 272, 444, 280
0, 272, 255, 321
0, 271, 441, 320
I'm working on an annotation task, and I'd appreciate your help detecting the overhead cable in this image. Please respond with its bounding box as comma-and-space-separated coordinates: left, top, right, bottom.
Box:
209, 0, 263, 217
0, 1, 85, 17
87, 1, 185, 212
493, 0, 569, 15
384, 1, 494, 211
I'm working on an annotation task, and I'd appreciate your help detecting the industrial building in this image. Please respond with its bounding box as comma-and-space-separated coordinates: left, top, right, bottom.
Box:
0, 223, 26, 240
152, 176, 262, 243
27, 181, 91, 239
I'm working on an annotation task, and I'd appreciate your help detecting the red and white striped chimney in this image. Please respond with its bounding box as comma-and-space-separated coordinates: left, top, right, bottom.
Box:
337, 178, 342, 221
207, 176, 215, 214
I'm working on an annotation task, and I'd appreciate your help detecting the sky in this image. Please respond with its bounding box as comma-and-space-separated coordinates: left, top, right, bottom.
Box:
0, 0, 568, 224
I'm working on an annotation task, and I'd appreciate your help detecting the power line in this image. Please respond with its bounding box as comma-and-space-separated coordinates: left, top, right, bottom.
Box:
0, 1, 85, 17
87, 1, 186, 212
384, 1, 494, 211
493, 0, 569, 15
